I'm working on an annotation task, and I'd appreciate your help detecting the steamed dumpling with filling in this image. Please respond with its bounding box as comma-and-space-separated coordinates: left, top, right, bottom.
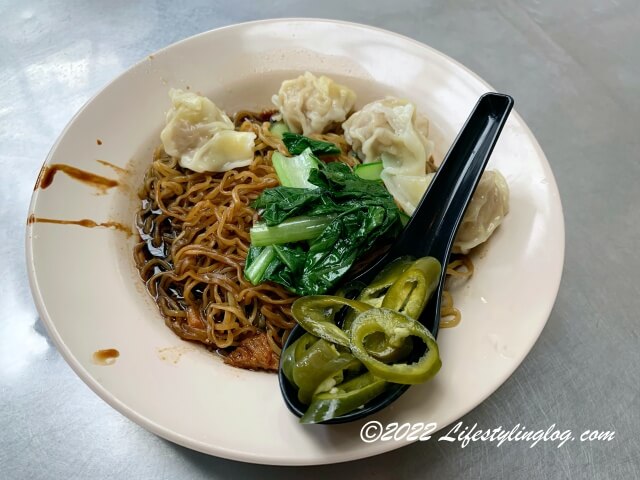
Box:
453, 170, 510, 254
272, 72, 356, 135
343, 97, 433, 174
342, 97, 435, 213
160, 89, 256, 172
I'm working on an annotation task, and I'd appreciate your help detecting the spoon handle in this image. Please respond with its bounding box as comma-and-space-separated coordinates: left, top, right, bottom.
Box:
406, 92, 513, 335
395, 93, 513, 259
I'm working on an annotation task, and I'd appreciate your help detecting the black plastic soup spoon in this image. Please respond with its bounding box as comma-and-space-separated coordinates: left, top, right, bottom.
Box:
278, 92, 514, 424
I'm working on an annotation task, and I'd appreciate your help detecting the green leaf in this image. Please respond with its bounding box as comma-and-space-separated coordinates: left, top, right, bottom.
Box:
271, 148, 320, 189
246, 162, 403, 295
282, 132, 341, 156
273, 244, 306, 273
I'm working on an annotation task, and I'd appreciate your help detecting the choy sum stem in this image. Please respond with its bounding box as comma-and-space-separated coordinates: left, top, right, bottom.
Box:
244, 245, 276, 284
250, 214, 336, 246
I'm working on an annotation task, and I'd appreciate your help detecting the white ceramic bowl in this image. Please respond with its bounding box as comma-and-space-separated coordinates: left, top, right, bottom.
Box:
26, 19, 564, 465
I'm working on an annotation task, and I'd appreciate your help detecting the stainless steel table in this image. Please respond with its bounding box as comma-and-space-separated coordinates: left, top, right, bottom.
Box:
2, 1, 639, 478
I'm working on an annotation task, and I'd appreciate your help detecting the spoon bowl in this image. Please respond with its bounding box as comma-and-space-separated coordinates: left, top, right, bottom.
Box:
279, 92, 514, 423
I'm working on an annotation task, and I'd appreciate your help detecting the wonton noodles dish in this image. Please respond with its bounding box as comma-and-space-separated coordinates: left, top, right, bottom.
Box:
134, 72, 509, 377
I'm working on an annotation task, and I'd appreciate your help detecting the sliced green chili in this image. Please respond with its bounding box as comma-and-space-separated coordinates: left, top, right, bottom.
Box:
349, 308, 441, 384
282, 256, 444, 422
284, 335, 361, 405
357, 257, 415, 309
293, 339, 357, 404
300, 372, 388, 424
281, 333, 317, 384
342, 257, 414, 331
356, 331, 413, 363
382, 256, 441, 319
341, 256, 439, 362
291, 295, 372, 347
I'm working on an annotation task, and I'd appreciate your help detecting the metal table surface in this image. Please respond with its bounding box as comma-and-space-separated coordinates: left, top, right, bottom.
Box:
1, 1, 639, 478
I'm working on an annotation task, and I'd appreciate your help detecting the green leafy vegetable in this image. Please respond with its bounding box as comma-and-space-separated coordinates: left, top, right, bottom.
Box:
273, 244, 306, 271
250, 214, 337, 246
271, 148, 320, 189
282, 132, 342, 156
243, 245, 277, 285
245, 244, 305, 290
253, 162, 398, 225
245, 162, 403, 295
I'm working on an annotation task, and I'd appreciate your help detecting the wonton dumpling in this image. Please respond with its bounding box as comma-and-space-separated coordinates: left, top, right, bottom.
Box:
343, 97, 435, 213
160, 89, 256, 173
272, 72, 356, 135
342, 97, 434, 176
453, 170, 510, 254
186, 130, 257, 172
